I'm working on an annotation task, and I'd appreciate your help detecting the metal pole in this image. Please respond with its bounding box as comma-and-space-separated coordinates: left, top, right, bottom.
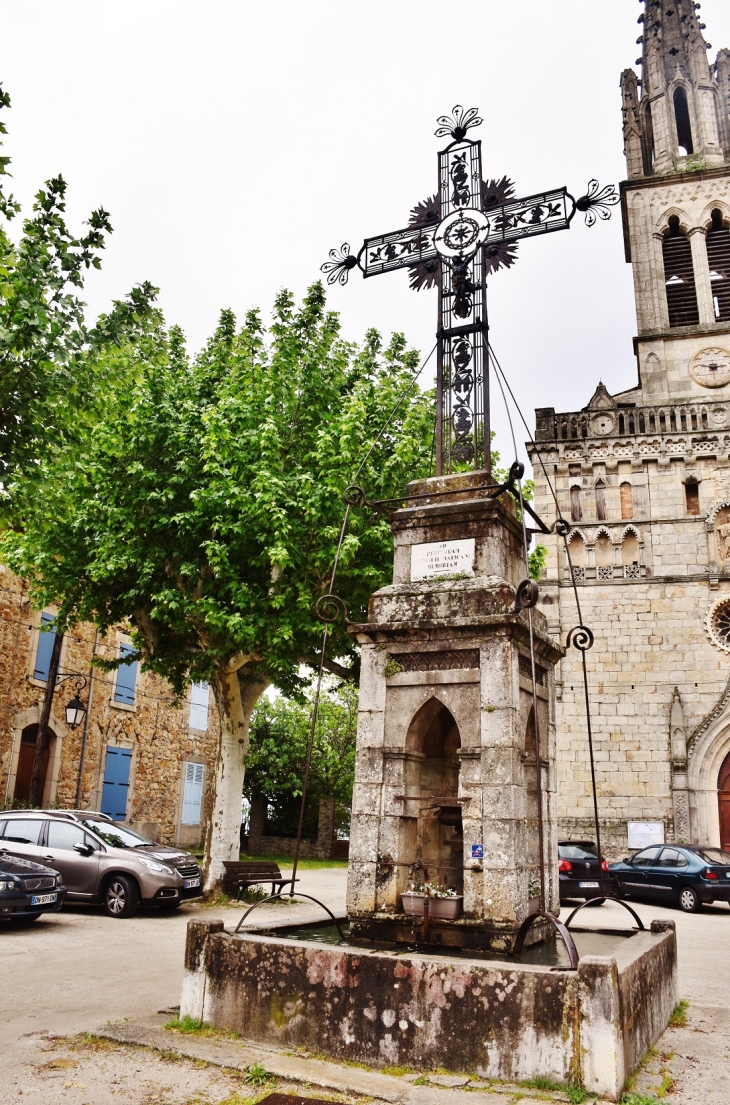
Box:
75, 630, 98, 808
435, 268, 444, 477
29, 630, 64, 806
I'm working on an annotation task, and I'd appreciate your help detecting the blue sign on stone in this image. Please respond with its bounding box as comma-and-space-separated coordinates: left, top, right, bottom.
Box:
471, 844, 483, 859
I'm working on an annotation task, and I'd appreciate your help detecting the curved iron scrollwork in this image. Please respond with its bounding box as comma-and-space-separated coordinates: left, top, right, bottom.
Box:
434, 104, 482, 142
566, 624, 595, 652
564, 897, 645, 932
574, 180, 620, 227
512, 911, 580, 971
343, 484, 368, 508
321, 243, 360, 286
514, 579, 539, 612
552, 517, 572, 537
235, 891, 346, 941
315, 593, 351, 625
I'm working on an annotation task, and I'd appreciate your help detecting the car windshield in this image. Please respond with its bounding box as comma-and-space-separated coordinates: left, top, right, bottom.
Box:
692, 847, 730, 866
81, 819, 154, 848
559, 844, 597, 860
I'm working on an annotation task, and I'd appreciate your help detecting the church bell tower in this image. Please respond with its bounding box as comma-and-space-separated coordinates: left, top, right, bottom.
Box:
621, 1, 730, 400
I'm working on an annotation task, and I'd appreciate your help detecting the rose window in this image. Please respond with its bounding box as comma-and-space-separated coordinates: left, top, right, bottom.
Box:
706, 599, 730, 652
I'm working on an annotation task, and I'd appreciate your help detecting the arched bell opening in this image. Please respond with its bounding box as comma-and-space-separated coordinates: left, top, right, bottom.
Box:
405, 698, 463, 894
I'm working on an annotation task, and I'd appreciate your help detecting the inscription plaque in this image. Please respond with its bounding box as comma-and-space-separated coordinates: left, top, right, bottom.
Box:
411, 538, 475, 581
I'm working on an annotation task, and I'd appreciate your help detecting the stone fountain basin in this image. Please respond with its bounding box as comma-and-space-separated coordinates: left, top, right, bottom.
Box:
181, 917, 677, 1102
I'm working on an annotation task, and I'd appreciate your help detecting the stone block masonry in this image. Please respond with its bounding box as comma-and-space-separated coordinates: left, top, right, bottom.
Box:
181, 918, 678, 1102
0, 567, 218, 847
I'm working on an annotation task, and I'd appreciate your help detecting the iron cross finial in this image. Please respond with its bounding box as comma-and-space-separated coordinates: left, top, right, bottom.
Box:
321, 112, 618, 476
434, 105, 483, 142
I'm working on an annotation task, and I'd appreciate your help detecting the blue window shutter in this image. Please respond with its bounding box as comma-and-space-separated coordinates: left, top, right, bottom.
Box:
101, 746, 132, 821
114, 643, 138, 705
182, 762, 204, 825
33, 612, 57, 682
188, 682, 210, 730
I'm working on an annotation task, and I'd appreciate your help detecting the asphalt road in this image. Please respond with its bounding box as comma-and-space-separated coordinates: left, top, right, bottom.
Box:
2, 869, 729, 1101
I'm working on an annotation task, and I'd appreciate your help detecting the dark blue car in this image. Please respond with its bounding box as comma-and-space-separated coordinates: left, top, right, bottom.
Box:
609, 844, 730, 913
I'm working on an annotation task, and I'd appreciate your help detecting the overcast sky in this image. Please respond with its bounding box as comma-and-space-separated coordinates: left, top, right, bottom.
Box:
3, 1, 730, 467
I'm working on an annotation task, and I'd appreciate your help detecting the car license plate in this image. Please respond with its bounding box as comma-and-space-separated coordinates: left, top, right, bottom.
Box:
579, 881, 600, 889
31, 892, 57, 906
184, 877, 201, 889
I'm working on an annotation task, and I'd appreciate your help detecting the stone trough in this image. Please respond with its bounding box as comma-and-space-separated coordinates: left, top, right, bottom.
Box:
181, 917, 678, 1102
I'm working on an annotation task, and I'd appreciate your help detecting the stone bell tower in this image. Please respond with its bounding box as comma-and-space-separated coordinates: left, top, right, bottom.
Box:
621, 0, 730, 400
346, 473, 564, 952
529, 3, 730, 856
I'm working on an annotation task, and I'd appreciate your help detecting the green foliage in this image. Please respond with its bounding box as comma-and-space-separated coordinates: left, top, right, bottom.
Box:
1, 284, 433, 700
528, 542, 548, 580
242, 1064, 273, 1087
519, 1077, 590, 1102
246, 681, 357, 836
669, 999, 689, 1028
0, 84, 159, 500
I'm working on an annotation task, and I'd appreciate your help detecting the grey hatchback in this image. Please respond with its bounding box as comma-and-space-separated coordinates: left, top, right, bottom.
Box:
0, 810, 203, 918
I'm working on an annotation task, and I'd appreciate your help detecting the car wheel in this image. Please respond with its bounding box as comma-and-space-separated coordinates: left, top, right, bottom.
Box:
104, 875, 140, 918
678, 886, 701, 913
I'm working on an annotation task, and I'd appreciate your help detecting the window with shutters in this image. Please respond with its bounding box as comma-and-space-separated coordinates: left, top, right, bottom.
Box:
188, 682, 210, 730
33, 611, 57, 682
570, 485, 582, 522
113, 643, 139, 706
182, 762, 205, 825
706, 209, 730, 322
620, 482, 634, 520
685, 480, 700, 516
595, 479, 607, 521
663, 217, 699, 327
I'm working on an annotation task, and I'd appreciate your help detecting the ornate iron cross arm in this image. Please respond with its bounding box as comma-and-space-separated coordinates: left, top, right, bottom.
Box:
321, 105, 618, 476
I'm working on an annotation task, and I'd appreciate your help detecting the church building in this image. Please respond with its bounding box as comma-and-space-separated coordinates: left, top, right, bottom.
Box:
530, 0, 730, 855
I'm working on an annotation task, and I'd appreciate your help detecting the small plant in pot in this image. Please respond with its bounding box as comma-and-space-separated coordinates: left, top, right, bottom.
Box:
401, 880, 463, 920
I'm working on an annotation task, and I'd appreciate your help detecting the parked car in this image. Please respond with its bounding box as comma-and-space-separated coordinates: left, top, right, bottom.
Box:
558, 840, 614, 903
0, 810, 202, 918
0, 851, 67, 923
610, 844, 730, 913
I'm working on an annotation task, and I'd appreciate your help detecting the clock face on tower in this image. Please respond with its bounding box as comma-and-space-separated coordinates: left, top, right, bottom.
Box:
690, 347, 730, 389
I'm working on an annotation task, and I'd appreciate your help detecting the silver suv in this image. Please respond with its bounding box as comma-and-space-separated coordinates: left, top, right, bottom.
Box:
0, 810, 203, 918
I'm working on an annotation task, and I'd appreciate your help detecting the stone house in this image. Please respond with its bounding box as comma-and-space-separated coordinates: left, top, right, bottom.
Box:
530, 0, 730, 856
0, 566, 218, 847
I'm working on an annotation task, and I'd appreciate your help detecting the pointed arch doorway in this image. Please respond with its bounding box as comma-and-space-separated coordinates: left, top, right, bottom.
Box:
405, 697, 463, 894
719, 750, 730, 850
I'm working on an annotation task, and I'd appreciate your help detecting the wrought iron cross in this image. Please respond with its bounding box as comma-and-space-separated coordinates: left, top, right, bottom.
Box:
322, 106, 618, 477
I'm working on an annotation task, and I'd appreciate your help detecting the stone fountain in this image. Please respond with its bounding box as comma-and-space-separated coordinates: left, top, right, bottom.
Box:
180, 473, 678, 1102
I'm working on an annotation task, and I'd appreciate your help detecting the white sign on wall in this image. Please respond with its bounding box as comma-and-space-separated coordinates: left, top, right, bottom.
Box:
411, 539, 475, 582
627, 821, 665, 850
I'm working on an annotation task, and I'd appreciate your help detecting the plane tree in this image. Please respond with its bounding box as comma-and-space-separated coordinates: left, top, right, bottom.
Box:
2, 283, 433, 887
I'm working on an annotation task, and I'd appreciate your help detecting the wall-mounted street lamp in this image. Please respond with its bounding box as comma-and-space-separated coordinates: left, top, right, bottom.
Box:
56, 673, 88, 731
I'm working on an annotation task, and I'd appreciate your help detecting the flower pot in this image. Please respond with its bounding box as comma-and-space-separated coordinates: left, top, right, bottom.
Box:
401, 892, 463, 920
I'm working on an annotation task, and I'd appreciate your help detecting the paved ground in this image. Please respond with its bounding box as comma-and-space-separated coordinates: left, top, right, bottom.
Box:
2, 868, 729, 1103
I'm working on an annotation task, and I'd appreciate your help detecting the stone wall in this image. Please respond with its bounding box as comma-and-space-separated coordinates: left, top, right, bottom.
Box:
247, 795, 339, 859
0, 568, 218, 847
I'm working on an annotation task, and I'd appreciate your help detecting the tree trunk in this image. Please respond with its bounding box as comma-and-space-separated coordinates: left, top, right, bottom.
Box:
28, 631, 64, 807
204, 668, 269, 892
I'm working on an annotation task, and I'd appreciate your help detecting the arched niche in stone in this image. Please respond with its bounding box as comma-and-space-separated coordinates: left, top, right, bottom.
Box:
404, 697, 462, 893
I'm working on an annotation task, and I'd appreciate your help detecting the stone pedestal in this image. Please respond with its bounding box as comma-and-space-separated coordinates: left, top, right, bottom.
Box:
346, 471, 564, 950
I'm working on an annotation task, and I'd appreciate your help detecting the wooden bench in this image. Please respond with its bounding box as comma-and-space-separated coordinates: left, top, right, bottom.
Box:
222, 861, 298, 899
